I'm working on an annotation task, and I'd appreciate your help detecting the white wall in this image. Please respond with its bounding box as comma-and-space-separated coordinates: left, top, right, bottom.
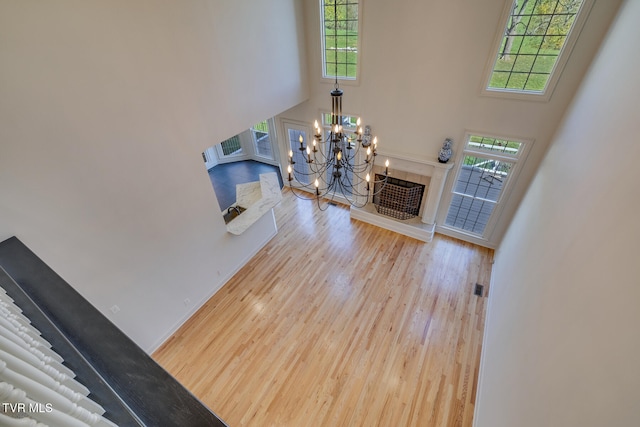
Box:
281, 0, 620, 247
474, 1, 640, 425
0, 0, 308, 352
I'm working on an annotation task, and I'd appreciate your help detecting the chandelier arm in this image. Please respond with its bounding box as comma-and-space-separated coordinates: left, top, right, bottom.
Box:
311, 139, 332, 163
336, 180, 370, 208
332, 166, 372, 202
309, 157, 333, 176
287, 183, 322, 201
368, 178, 392, 198
343, 161, 372, 175
370, 174, 389, 184
342, 145, 376, 174
316, 196, 331, 211
293, 176, 317, 185
343, 171, 372, 198
287, 177, 347, 210
288, 181, 320, 194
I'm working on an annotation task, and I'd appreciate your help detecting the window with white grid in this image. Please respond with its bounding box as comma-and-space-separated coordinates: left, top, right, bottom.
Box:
321, 0, 361, 80
484, 0, 592, 98
445, 135, 525, 237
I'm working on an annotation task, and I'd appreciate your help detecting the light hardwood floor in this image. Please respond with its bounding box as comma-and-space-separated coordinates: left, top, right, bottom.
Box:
153, 189, 493, 426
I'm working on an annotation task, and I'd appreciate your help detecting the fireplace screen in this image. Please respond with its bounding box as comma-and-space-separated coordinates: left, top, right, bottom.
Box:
373, 174, 425, 220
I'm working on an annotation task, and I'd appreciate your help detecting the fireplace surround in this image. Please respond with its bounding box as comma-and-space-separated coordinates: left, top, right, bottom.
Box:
350, 153, 454, 242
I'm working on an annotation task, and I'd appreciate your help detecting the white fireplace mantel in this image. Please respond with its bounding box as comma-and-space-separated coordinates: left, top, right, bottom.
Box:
350, 153, 454, 242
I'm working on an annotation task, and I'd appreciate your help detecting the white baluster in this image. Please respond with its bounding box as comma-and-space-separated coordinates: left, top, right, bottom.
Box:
0, 412, 49, 426
0, 304, 38, 332
0, 351, 105, 415
0, 333, 87, 396
0, 298, 28, 320
0, 363, 102, 426
0, 381, 91, 427
0, 290, 118, 427
0, 319, 64, 368
0, 315, 53, 352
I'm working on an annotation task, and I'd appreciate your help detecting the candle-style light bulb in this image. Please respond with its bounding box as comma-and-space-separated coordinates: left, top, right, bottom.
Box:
287, 165, 292, 181
356, 117, 361, 127
299, 134, 304, 149
306, 146, 311, 162
385, 159, 390, 175
314, 178, 320, 195
366, 146, 371, 162
337, 151, 342, 161
366, 173, 370, 191
288, 149, 293, 164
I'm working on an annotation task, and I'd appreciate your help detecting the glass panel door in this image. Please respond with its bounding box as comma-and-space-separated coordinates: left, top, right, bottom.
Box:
285, 123, 311, 185
445, 156, 513, 235
443, 134, 527, 239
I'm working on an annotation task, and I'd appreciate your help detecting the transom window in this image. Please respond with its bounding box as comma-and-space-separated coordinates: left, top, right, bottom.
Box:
468, 135, 523, 156
321, 0, 360, 80
322, 112, 358, 130
485, 0, 591, 96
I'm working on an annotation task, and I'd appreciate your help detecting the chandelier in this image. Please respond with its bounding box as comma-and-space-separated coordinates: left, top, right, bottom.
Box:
286, 2, 389, 209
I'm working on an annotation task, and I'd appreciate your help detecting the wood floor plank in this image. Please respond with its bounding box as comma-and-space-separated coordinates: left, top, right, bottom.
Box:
153, 189, 493, 426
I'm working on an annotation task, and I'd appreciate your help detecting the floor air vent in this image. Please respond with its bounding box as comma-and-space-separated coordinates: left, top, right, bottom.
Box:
474, 283, 484, 297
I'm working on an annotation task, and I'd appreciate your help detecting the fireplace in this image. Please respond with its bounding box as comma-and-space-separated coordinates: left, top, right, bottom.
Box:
373, 175, 425, 220
350, 153, 455, 242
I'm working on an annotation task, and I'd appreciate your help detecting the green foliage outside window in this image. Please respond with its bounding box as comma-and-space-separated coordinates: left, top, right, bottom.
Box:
220, 135, 242, 156
322, 0, 359, 79
488, 0, 584, 92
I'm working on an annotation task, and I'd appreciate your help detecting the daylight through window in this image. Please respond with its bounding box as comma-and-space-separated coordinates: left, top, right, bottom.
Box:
321, 0, 360, 80
487, 0, 586, 93
445, 134, 524, 237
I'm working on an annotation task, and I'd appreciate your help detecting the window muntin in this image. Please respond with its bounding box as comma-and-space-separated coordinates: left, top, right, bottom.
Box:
322, 112, 358, 131
468, 135, 523, 156
219, 135, 243, 157
444, 133, 525, 237
486, 0, 587, 95
321, 0, 360, 80
287, 128, 311, 185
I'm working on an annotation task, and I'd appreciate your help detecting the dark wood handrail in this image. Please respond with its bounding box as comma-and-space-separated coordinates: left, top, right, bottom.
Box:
0, 236, 227, 427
